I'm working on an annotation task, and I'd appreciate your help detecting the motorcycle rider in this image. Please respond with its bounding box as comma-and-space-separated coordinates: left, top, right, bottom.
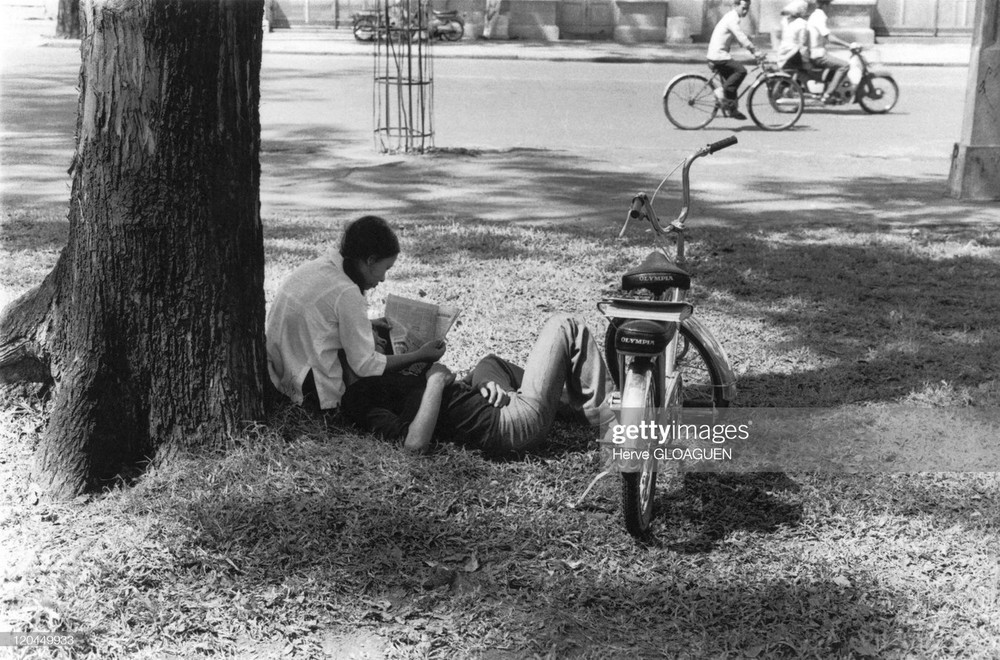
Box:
807, 0, 856, 103
706, 0, 763, 121
775, 1, 810, 71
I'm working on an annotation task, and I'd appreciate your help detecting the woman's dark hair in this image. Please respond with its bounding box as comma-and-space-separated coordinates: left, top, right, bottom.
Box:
340, 215, 400, 290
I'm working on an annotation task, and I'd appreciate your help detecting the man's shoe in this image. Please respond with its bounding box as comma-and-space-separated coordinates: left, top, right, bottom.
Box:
729, 108, 747, 120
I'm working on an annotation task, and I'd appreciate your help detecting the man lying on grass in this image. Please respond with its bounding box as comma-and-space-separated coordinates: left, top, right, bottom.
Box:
341, 315, 615, 455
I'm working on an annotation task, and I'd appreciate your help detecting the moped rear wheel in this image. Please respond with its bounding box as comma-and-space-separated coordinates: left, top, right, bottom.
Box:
620, 361, 659, 538
605, 321, 730, 409
857, 74, 898, 114
747, 73, 803, 131
663, 74, 719, 130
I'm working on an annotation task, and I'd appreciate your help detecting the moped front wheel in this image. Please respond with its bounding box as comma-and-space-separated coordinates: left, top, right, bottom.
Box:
747, 73, 803, 131
619, 361, 659, 539
857, 74, 898, 114
663, 74, 719, 130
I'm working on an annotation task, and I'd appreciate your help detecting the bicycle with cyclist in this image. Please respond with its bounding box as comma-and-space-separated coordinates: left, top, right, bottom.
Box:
706, 0, 763, 121
663, 0, 804, 131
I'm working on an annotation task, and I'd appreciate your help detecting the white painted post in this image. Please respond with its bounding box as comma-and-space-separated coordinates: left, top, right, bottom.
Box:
947, 0, 1000, 200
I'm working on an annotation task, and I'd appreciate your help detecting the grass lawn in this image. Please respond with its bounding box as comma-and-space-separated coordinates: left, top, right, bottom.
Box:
2, 148, 1000, 658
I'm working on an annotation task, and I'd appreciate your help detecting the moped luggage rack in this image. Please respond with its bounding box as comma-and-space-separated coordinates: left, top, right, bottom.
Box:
597, 299, 693, 323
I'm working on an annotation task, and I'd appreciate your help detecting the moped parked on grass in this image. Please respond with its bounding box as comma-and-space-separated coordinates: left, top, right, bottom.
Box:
789, 46, 899, 113
585, 137, 739, 539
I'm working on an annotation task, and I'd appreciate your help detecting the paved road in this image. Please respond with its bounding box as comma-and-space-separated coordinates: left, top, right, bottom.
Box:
259, 53, 971, 219
263, 52, 964, 152
0, 38, 984, 233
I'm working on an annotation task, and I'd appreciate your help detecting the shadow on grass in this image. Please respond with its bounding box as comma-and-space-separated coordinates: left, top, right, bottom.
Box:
659, 472, 804, 553
163, 429, 900, 657
314, 150, 996, 408
518, 573, 906, 658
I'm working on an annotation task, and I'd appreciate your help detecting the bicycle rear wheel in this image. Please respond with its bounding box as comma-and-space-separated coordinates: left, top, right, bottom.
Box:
663, 74, 718, 130
620, 361, 659, 538
747, 73, 803, 131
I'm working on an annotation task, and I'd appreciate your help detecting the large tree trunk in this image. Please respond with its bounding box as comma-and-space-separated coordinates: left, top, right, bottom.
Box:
56, 0, 81, 39
0, 0, 267, 498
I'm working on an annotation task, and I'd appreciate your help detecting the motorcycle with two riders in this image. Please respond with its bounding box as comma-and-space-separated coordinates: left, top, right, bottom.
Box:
785, 44, 899, 114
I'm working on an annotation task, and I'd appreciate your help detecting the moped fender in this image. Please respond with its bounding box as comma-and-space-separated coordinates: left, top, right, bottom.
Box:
681, 316, 737, 403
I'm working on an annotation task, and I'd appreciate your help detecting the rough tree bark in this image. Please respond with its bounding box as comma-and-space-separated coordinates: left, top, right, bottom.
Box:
0, 0, 267, 498
56, 0, 81, 39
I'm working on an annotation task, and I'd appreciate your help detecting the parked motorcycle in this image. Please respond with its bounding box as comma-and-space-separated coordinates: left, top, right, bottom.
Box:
352, 7, 464, 42
352, 9, 378, 41
428, 9, 464, 41
788, 46, 899, 113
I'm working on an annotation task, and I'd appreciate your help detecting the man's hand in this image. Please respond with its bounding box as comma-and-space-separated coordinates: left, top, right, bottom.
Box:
479, 381, 512, 408
416, 339, 447, 362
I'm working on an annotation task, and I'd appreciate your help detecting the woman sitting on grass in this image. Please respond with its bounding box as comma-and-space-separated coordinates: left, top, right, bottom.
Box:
266, 215, 446, 413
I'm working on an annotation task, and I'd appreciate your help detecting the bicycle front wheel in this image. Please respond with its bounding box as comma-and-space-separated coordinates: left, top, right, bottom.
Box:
663, 74, 718, 130
620, 361, 659, 538
857, 74, 899, 114
747, 73, 803, 131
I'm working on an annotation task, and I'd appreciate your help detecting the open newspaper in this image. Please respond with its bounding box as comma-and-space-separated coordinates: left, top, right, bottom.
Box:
383, 294, 461, 375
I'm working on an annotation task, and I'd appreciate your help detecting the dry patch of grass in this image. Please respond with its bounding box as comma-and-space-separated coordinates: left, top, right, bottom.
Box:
3, 198, 1000, 658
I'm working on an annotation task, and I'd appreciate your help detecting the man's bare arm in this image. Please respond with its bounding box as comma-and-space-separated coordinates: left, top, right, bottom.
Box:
403, 363, 455, 453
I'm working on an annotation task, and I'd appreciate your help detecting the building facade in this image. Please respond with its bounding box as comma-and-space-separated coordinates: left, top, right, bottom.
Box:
268, 0, 976, 40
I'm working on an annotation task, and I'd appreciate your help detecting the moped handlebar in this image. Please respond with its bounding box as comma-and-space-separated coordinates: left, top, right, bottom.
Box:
706, 136, 738, 155
620, 136, 738, 239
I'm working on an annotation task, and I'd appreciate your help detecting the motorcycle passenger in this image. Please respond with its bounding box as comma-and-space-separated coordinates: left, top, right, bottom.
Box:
774, 1, 810, 71
807, 0, 855, 103
706, 0, 763, 121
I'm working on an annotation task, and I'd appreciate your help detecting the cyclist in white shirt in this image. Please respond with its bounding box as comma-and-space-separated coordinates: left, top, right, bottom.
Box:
808, 0, 854, 103
706, 0, 762, 121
